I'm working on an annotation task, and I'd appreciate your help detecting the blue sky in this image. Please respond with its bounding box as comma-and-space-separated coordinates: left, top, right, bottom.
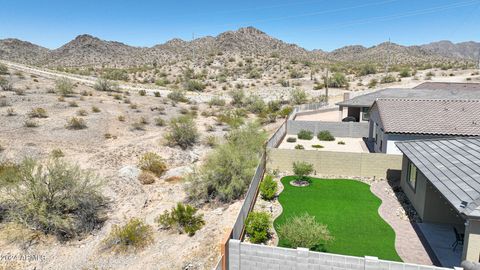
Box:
1, 0, 479, 51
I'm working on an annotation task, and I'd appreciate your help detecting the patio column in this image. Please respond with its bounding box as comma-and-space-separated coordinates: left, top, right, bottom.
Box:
462, 219, 480, 262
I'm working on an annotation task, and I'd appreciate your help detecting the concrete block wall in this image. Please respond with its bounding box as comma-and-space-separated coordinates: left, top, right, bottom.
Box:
286, 120, 369, 138
267, 148, 402, 179
228, 240, 453, 270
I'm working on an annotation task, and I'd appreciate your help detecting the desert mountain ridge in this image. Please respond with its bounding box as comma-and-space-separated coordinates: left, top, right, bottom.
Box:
1, 26, 479, 68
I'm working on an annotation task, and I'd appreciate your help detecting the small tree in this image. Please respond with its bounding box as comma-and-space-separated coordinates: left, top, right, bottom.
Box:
245, 211, 271, 244
156, 203, 205, 236
55, 77, 74, 96
277, 213, 332, 250
260, 175, 278, 201
327, 72, 348, 88
293, 161, 313, 182
290, 88, 308, 105
165, 116, 199, 149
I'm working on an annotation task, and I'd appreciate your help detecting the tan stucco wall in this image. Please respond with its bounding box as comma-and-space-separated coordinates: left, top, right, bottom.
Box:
267, 148, 402, 179
463, 220, 480, 262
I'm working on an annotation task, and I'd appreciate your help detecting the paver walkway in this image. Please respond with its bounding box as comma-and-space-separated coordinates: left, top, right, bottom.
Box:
370, 180, 433, 265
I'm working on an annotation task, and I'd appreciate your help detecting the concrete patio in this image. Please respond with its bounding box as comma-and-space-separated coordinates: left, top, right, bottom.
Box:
416, 223, 463, 268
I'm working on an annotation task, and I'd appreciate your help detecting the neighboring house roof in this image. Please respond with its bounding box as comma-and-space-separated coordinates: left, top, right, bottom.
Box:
370, 98, 480, 136
336, 86, 480, 107
414, 82, 480, 91
396, 138, 480, 218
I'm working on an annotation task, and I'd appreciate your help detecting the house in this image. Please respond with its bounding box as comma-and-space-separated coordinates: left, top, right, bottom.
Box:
336, 84, 480, 122
396, 138, 480, 267
368, 99, 480, 154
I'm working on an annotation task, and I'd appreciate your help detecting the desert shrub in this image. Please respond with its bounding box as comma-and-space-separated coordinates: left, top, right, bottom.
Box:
185, 123, 267, 202
245, 211, 271, 244
92, 106, 101, 113
154, 91, 161, 97
277, 213, 332, 250
101, 68, 128, 81
244, 95, 266, 114
317, 130, 335, 141
55, 77, 74, 96
368, 79, 378, 88
286, 137, 297, 143
380, 74, 396, 84
184, 80, 206, 92
66, 117, 87, 130
358, 64, 377, 76
0, 158, 107, 240
14, 88, 25, 96
93, 78, 119, 92
28, 107, 48, 118
155, 78, 170, 86
293, 161, 313, 181
77, 109, 88, 116
327, 72, 348, 88
217, 109, 245, 128
138, 90, 146, 96
50, 148, 65, 158
204, 135, 217, 147
0, 161, 20, 185
156, 203, 205, 236
118, 115, 125, 122
0, 63, 8, 75
138, 171, 156, 185
103, 218, 153, 252
290, 88, 308, 105
312, 144, 324, 148
138, 152, 166, 177
24, 119, 39, 128
289, 69, 303, 79
165, 116, 199, 149
208, 96, 226, 107
6, 108, 15, 116
167, 89, 188, 103
154, 117, 166, 126
399, 68, 411, 78
68, 101, 78, 107
295, 144, 304, 149
0, 77, 13, 91
278, 106, 293, 118
260, 175, 277, 201
229, 89, 245, 106
297, 130, 313, 140
337, 141, 346, 145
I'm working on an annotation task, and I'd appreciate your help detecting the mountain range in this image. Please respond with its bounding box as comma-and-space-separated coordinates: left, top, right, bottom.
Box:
0, 27, 478, 68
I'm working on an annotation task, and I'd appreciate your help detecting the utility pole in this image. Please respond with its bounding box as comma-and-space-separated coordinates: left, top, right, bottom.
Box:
477, 47, 480, 70
385, 38, 391, 75
191, 32, 195, 68
324, 68, 329, 104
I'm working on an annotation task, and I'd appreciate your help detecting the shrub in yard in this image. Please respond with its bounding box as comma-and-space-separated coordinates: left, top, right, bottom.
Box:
278, 213, 332, 250
55, 77, 74, 96
297, 130, 313, 140
66, 117, 87, 130
93, 78, 119, 92
138, 152, 167, 177
185, 123, 267, 203
317, 130, 335, 141
28, 107, 48, 118
260, 175, 278, 201
337, 141, 345, 145
103, 218, 153, 252
286, 137, 297, 143
245, 211, 271, 244
0, 158, 108, 240
165, 116, 199, 149
138, 171, 156, 185
156, 203, 205, 236
295, 144, 304, 150
312, 144, 324, 148
293, 161, 313, 182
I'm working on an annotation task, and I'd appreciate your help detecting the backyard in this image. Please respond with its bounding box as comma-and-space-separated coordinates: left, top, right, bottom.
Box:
274, 176, 402, 261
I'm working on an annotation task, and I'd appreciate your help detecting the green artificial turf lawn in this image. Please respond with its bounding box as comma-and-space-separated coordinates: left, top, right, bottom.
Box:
274, 176, 402, 261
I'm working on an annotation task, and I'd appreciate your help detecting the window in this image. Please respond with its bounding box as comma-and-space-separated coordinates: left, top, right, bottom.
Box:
407, 161, 418, 190
375, 123, 378, 143
361, 107, 370, 121
379, 140, 383, 152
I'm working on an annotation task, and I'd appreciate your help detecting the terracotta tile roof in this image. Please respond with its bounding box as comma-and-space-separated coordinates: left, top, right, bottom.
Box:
372, 99, 480, 136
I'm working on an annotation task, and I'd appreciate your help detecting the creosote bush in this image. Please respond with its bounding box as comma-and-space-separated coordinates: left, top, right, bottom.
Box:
167, 89, 188, 103
55, 77, 74, 96
290, 88, 308, 105
260, 175, 277, 201
28, 107, 48, 118
138, 152, 167, 177
93, 78, 119, 92
277, 213, 332, 250
103, 218, 153, 252
185, 123, 267, 203
0, 158, 108, 240
138, 171, 156, 185
156, 203, 205, 236
165, 116, 199, 149
245, 211, 271, 244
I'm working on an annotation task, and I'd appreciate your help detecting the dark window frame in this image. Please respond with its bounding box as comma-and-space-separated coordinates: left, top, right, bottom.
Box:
407, 160, 418, 191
